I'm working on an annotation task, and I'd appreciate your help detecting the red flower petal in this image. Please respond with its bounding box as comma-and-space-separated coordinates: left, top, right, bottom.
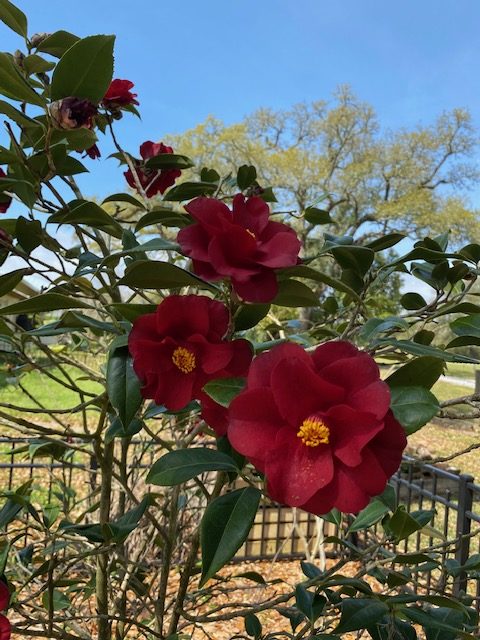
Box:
200, 393, 229, 437
231, 269, 279, 303
0, 583, 8, 611
231, 194, 270, 236
270, 356, 344, 427
326, 404, 384, 467
185, 197, 232, 231
0, 614, 10, 640
265, 426, 334, 506
246, 342, 311, 389
349, 379, 391, 419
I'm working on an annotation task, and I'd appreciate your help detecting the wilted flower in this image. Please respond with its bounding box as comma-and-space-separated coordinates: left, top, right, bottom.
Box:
49, 97, 97, 130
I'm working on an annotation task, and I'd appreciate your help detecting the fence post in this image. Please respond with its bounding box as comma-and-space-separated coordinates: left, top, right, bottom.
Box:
454, 473, 474, 596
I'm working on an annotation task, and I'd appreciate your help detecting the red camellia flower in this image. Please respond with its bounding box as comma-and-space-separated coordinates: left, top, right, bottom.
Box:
103, 79, 139, 108
0, 615, 10, 640
124, 141, 181, 198
0, 169, 11, 214
228, 341, 407, 514
200, 394, 229, 437
0, 581, 8, 611
128, 295, 253, 411
177, 194, 301, 302
84, 144, 101, 160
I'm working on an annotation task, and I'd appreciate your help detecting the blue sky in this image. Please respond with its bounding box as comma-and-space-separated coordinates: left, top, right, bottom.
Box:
2, 0, 480, 200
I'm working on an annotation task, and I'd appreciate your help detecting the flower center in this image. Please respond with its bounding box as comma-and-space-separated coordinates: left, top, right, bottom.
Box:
297, 417, 330, 447
172, 346, 196, 374
245, 228, 256, 240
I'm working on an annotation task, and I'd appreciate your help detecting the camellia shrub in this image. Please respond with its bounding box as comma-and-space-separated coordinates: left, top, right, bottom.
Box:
0, 2, 479, 639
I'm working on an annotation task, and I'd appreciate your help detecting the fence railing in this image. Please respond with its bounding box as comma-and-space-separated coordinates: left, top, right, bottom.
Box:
0, 439, 479, 609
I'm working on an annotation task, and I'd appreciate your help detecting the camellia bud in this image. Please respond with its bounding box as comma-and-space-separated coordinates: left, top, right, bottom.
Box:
13, 49, 25, 68
30, 32, 51, 48
49, 97, 97, 130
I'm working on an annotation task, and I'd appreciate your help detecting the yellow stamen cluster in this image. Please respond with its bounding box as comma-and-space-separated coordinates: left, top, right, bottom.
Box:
172, 346, 196, 374
297, 417, 330, 448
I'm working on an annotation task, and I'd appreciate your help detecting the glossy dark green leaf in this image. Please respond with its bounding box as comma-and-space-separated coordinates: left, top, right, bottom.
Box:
234, 303, 270, 331
385, 506, 434, 541
273, 279, 319, 307
42, 589, 70, 612
331, 246, 374, 275
109, 303, 157, 322
23, 54, 55, 75
386, 356, 444, 390
0, 293, 91, 315
0, 267, 30, 297
36, 30, 80, 57
244, 613, 262, 639
450, 314, 480, 339
404, 607, 472, 640
348, 498, 391, 533
135, 208, 191, 230
0, 52, 45, 105
107, 337, 142, 428
102, 193, 146, 209
200, 487, 261, 585
401, 292, 427, 310
51, 35, 115, 103
147, 448, 238, 486
367, 615, 417, 640
237, 165, 257, 190
304, 207, 332, 225
377, 338, 479, 363
163, 181, 217, 201
280, 264, 362, 302
335, 599, 389, 634
0, 0, 27, 37
390, 386, 439, 434
0, 99, 38, 128
118, 260, 216, 291
49, 200, 123, 238
366, 233, 406, 251
203, 377, 247, 407
145, 154, 194, 170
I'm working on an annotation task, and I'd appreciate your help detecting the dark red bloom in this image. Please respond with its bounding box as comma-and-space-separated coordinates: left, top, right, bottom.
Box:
124, 141, 181, 198
177, 195, 301, 302
84, 144, 101, 160
49, 97, 97, 130
0, 169, 11, 214
128, 295, 253, 411
0, 582, 8, 611
103, 79, 139, 107
228, 341, 407, 515
0, 615, 10, 640
200, 394, 229, 436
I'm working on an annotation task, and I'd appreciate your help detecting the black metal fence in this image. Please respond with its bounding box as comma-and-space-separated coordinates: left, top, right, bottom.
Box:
0, 439, 479, 609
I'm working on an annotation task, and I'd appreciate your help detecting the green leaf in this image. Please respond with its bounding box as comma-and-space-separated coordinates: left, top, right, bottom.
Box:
145, 154, 194, 170
335, 599, 389, 634
404, 607, 473, 640
348, 498, 391, 533
48, 200, 123, 238
42, 589, 70, 611
147, 448, 238, 486
15, 216, 43, 253
450, 314, 480, 339
385, 506, 434, 541
367, 615, 417, 640
203, 377, 247, 408
244, 613, 262, 639
163, 181, 217, 201
331, 246, 374, 275
0, 293, 91, 315
0, 267, 30, 297
376, 338, 480, 363
51, 35, 115, 103
0, 53, 45, 105
135, 207, 191, 231
390, 386, 439, 434
36, 31, 80, 57
279, 264, 362, 302
234, 303, 270, 331
366, 233, 406, 251
0, 99, 39, 128
0, 0, 27, 37
102, 193, 146, 209
401, 292, 427, 310
23, 54, 55, 75
273, 279, 319, 307
118, 260, 217, 291
200, 487, 261, 585
109, 303, 157, 322
386, 357, 444, 390
237, 165, 257, 190
304, 207, 332, 225
0, 480, 32, 529
107, 337, 142, 428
